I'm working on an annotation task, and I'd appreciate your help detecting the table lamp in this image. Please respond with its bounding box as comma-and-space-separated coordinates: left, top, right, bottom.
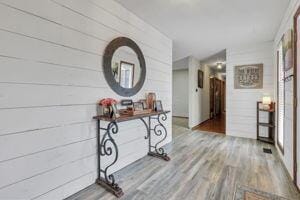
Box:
262, 96, 272, 110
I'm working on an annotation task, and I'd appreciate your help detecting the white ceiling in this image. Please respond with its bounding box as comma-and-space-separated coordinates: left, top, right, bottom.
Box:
115, 0, 290, 61
201, 49, 226, 65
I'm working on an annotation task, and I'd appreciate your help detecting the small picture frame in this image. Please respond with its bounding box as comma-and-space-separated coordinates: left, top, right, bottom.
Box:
154, 100, 163, 112
111, 104, 120, 118
139, 99, 147, 109
133, 102, 144, 111
146, 92, 156, 111
120, 99, 133, 106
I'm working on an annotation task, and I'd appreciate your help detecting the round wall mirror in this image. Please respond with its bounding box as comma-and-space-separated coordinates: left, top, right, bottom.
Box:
103, 37, 146, 97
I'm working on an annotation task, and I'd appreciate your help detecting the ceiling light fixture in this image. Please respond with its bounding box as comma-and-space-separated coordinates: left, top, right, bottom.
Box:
217, 63, 222, 69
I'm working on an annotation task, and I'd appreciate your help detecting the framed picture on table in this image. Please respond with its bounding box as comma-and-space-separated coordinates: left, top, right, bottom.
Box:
154, 100, 163, 112
139, 99, 147, 109
133, 102, 144, 111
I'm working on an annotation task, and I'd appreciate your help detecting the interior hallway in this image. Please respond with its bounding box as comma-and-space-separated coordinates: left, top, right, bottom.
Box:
196, 113, 226, 134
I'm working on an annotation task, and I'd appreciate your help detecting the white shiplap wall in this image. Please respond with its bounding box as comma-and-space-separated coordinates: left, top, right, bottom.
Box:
0, 0, 172, 199
188, 56, 202, 128
226, 41, 274, 139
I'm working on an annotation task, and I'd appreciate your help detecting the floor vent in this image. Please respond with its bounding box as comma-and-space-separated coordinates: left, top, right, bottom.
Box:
263, 148, 272, 154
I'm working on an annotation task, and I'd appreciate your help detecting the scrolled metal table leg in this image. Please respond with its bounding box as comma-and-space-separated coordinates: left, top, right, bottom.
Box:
96, 121, 124, 198
148, 113, 171, 161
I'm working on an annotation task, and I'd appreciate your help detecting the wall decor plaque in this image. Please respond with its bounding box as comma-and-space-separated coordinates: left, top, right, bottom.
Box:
234, 64, 263, 89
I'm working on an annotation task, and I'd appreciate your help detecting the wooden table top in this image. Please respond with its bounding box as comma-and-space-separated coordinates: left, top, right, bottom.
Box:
93, 110, 170, 122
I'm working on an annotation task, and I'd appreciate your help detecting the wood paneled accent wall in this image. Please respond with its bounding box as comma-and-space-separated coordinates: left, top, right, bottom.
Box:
0, 0, 172, 199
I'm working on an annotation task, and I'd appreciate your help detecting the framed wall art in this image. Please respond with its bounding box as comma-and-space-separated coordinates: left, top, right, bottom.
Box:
234, 64, 263, 89
198, 70, 204, 88
282, 29, 294, 73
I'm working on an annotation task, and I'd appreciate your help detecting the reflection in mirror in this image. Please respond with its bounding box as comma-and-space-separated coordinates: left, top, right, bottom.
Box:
120, 61, 134, 88
111, 46, 141, 89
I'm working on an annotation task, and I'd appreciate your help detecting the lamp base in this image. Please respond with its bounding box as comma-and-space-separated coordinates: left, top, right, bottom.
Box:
262, 104, 270, 110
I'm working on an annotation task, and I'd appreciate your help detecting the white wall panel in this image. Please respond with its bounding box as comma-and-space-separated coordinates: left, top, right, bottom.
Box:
226, 41, 274, 139
0, 0, 172, 199
172, 69, 188, 117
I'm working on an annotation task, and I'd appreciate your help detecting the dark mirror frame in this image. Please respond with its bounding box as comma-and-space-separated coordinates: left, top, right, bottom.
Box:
103, 37, 146, 97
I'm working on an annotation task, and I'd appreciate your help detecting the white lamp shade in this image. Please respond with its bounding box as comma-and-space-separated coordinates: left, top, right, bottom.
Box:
262, 96, 271, 105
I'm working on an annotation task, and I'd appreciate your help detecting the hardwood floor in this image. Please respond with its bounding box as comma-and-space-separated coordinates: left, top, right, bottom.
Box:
197, 113, 226, 134
66, 130, 300, 200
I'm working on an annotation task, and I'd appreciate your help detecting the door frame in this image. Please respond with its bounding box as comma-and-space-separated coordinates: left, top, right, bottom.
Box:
293, 5, 300, 189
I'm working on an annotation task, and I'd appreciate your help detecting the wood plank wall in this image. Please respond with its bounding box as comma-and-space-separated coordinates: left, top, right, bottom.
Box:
0, 0, 172, 199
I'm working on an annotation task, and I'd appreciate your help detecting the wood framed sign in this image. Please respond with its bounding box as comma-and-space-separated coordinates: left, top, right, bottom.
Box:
234, 64, 263, 89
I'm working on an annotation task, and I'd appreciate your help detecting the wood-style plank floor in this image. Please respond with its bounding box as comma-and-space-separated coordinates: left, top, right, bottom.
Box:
172, 117, 189, 138
66, 129, 300, 200
197, 113, 226, 134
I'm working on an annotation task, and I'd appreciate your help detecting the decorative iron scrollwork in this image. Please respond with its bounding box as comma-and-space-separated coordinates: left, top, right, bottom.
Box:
97, 121, 123, 197
139, 117, 150, 139
148, 113, 170, 161
95, 111, 170, 197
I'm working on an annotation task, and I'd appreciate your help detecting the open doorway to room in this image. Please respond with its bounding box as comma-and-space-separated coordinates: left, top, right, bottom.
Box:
171, 51, 226, 135
172, 57, 190, 138
197, 50, 227, 134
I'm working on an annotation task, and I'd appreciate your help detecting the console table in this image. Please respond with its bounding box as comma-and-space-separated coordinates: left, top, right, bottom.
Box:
93, 111, 171, 197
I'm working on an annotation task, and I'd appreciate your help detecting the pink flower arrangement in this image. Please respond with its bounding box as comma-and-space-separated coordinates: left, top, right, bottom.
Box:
99, 98, 117, 107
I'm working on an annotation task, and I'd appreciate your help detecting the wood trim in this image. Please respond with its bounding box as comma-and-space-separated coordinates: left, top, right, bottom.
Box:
276, 49, 284, 154
293, 5, 300, 189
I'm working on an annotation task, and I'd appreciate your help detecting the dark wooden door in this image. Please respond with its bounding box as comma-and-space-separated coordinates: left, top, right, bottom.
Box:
209, 78, 215, 119
221, 81, 226, 113
210, 78, 223, 118
214, 79, 221, 115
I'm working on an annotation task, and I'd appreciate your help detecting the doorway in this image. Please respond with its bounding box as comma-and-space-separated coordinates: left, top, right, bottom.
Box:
172, 68, 189, 138
198, 66, 226, 134
210, 77, 226, 118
